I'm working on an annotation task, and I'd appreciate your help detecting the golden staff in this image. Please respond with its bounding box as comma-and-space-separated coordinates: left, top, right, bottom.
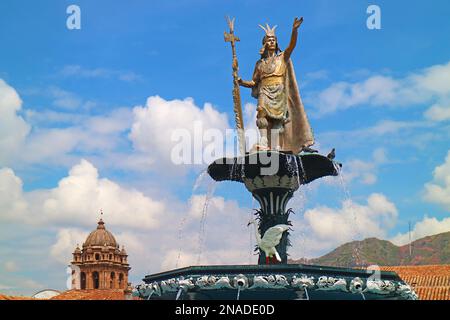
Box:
224, 16, 246, 156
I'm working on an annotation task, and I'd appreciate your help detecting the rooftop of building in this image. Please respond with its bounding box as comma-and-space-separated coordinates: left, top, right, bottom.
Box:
380, 265, 450, 300
1, 264, 448, 300
0, 289, 140, 300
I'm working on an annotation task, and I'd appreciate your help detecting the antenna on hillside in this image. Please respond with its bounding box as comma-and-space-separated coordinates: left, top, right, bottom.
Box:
408, 221, 412, 259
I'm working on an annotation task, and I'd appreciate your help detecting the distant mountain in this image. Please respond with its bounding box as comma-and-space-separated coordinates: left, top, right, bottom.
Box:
289, 231, 450, 267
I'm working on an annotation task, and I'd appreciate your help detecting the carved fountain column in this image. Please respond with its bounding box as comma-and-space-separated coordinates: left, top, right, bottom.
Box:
243, 173, 300, 264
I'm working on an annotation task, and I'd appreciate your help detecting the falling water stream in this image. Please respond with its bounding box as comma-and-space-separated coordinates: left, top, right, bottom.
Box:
304, 288, 310, 300
175, 168, 212, 269
175, 214, 189, 269
288, 156, 309, 261
236, 287, 241, 300
293, 187, 308, 261
333, 162, 363, 267
176, 288, 183, 300
196, 180, 217, 265
249, 197, 256, 264
297, 155, 307, 182
292, 156, 302, 188
192, 169, 208, 193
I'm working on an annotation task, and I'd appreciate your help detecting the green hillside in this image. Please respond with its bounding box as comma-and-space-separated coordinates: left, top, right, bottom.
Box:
290, 231, 450, 267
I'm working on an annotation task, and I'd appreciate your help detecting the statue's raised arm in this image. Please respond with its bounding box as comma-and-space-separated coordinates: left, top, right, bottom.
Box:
284, 17, 303, 61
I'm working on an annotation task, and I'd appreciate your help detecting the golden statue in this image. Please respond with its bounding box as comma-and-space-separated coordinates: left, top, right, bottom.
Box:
238, 17, 316, 154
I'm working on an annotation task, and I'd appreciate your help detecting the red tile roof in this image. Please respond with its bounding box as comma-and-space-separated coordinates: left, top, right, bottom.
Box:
2, 265, 449, 300
381, 265, 450, 300
0, 294, 37, 300
1, 289, 141, 300
50, 289, 129, 300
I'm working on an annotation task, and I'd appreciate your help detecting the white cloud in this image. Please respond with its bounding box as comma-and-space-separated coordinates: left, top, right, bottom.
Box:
188, 194, 225, 219
1, 79, 251, 175
0, 79, 31, 165
0, 274, 45, 296
243, 102, 258, 131
3, 161, 404, 273
129, 96, 230, 171
0, 283, 13, 290
44, 191, 253, 278
320, 120, 420, 142
160, 250, 199, 271
60, 65, 141, 82
424, 150, 450, 210
160, 248, 250, 271
0, 161, 248, 282
85, 108, 132, 134
1, 79, 135, 168
414, 62, 450, 95
20, 108, 133, 166
317, 119, 438, 152
312, 75, 399, 115
49, 86, 83, 110
0, 168, 28, 221
165, 192, 252, 269
50, 228, 89, 264
341, 148, 387, 185
4, 261, 19, 273
391, 216, 450, 246
294, 193, 398, 258
424, 102, 450, 121
40, 159, 165, 229
25, 109, 86, 126
310, 60, 450, 117
302, 70, 329, 86
0, 160, 166, 230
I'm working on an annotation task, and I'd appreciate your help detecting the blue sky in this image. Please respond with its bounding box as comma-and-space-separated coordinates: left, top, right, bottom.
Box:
1, 0, 450, 295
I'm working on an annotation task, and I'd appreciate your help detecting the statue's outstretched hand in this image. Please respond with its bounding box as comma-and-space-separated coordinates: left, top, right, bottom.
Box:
293, 17, 303, 29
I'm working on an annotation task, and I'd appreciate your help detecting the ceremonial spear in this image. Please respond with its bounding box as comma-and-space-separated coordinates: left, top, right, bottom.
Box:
224, 16, 246, 157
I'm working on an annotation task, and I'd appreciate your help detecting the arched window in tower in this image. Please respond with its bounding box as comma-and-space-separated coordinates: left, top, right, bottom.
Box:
80, 272, 86, 290
93, 271, 99, 289
110, 272, 115, 289
95, 253, 100, 260
119, 273, 124, 288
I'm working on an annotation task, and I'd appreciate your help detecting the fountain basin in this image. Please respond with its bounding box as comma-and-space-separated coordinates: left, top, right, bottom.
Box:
137, 264, 417, 300
207, 151, 339, 185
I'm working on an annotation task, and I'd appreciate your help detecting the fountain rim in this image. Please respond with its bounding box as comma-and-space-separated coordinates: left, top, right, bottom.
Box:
207, 151, 340, 184
143, 263, 400, 283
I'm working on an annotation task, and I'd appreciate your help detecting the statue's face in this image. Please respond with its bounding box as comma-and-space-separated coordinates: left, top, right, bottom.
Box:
265, 36, 277, 50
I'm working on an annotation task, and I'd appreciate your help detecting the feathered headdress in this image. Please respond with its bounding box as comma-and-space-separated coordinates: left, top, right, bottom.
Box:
259, 23, 279, 56
259, 23, 277, 38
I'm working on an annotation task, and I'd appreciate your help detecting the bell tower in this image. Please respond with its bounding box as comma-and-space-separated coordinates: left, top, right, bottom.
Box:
71, 216, 130, 290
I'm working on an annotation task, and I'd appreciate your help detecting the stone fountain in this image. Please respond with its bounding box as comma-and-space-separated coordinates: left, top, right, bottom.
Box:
135, 149, 416, 300
134, 17, 417, 300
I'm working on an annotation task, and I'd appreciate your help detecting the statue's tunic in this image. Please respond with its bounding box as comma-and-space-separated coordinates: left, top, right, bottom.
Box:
252, 52, 288, 120
251, 52, 315, 154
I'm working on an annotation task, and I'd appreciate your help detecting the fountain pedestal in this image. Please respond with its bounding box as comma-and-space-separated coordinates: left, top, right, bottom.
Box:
243, 175, 299, 264
208, 151, 338, 264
